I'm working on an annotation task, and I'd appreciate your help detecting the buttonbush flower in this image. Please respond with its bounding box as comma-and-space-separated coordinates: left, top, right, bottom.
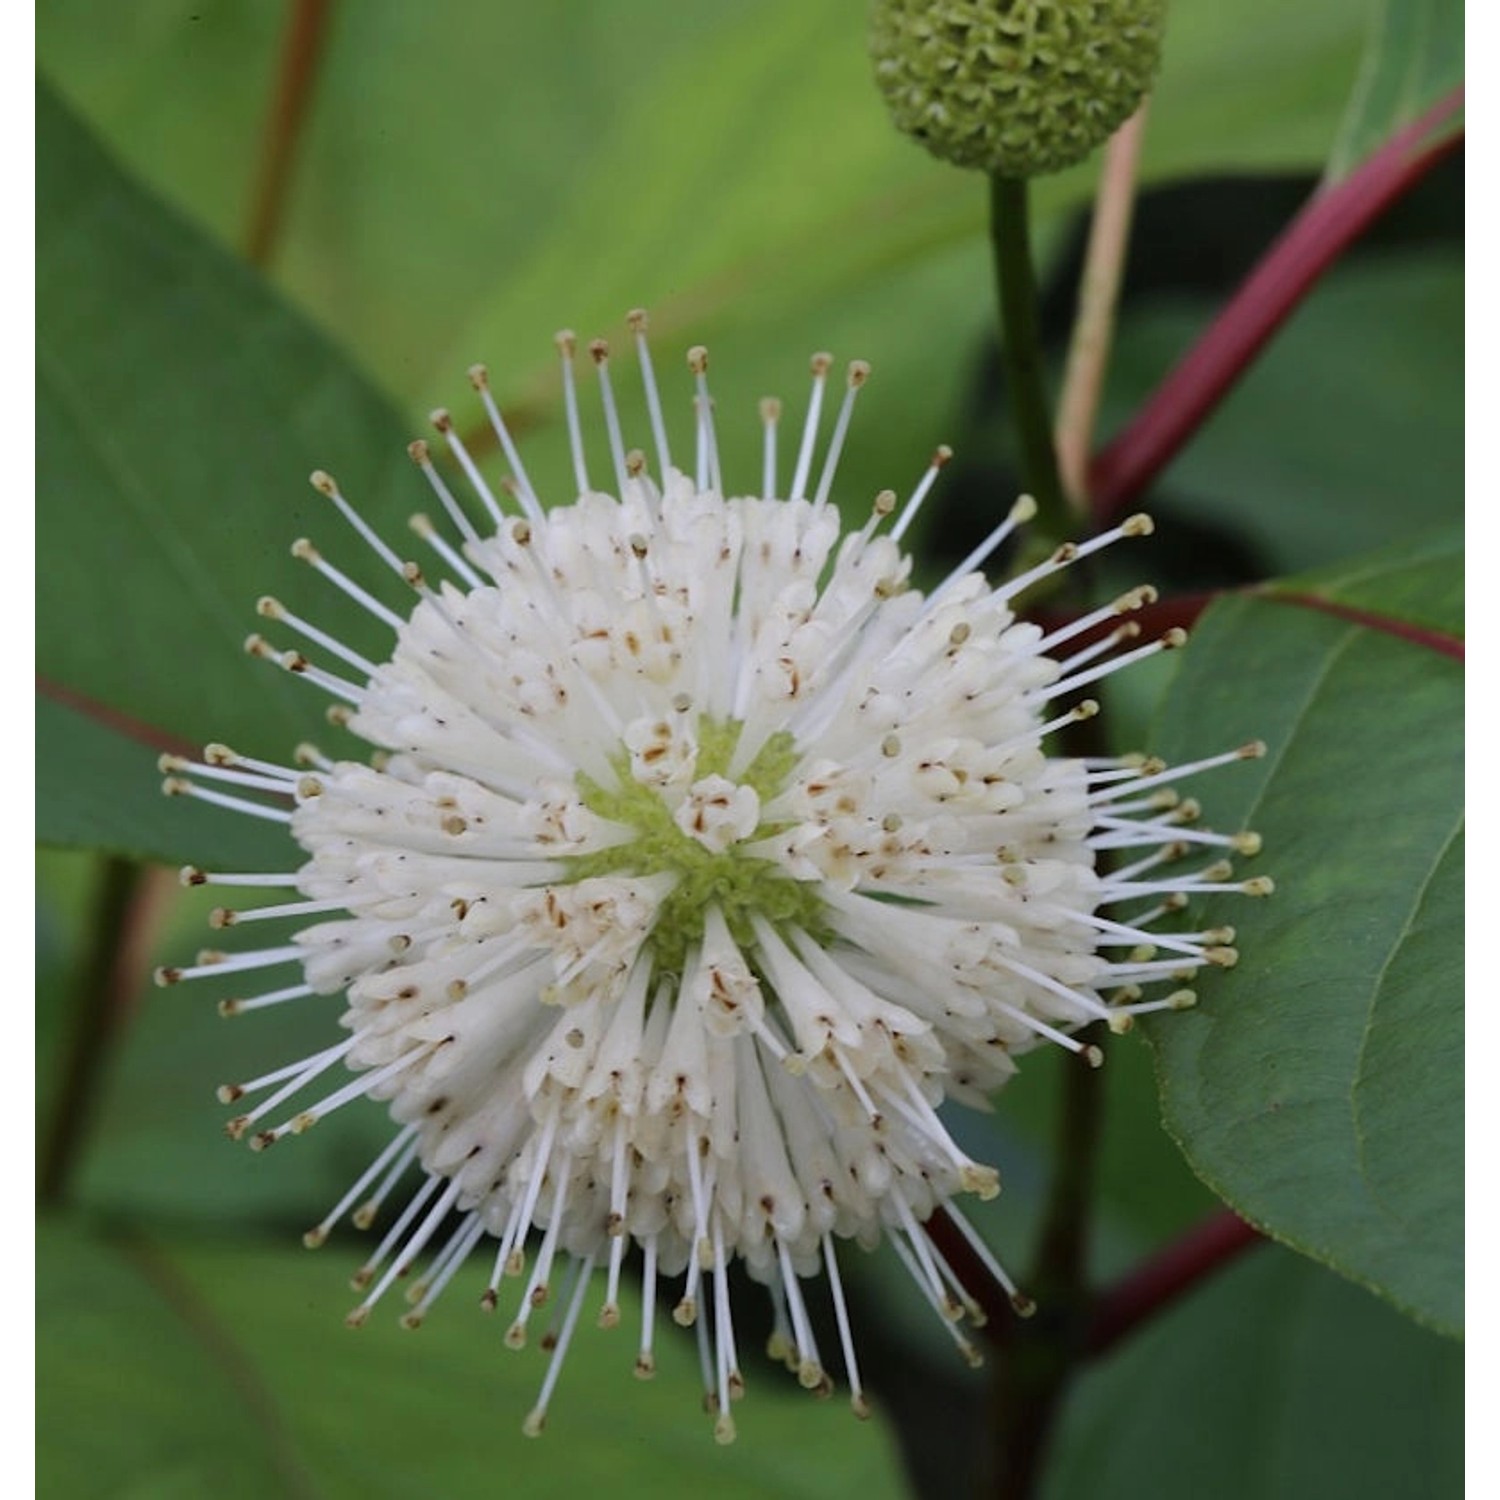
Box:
157, 315, 1268, 1441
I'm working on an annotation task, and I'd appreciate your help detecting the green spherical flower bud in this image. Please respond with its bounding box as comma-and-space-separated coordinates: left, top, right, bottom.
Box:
869, 0, 1166, 178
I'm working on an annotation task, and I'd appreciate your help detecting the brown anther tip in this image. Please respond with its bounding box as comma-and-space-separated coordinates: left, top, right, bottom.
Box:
1074, 698, 1101, 720
401, 562, 426, 589
406, 438, 430, 464
255, 595, 282, 620
1083, 1044, 1105, 1069
686, 344, 708, 374
625, 448, 646, 477
1052, 541, 1080, 564
512, 519, 532, 545
1011, 1293, 1038, 1318
1240, 740, 1269, 759
1243, 876, 1276, 897
851, 1394, 872, 1421
309, 469, 337, 496
157, 753, 185, 773
759, 396, 782, 422
160, 777, 190, 798
809, 351, 833, 375
293, 742, 322, 765
400, 1312, 424, 1331
634, 1354, 656, 1380
216, 999, 241, 1017
208, 907, 235, 929
1122, 512, 1155, 536
626, 307, 648, 332
847, 358, 871, 387
249, 1130, 277, 1152
179, 865, 206, 887
243, 633, 272, 658
197, 949, 226, 965
302, 1227, 328, 1250
344, 1307, 371, 1329
224, 1116, 248, 1140
588, 338, 610, 364
429, 408, 454, 432
326, 705, 353, 727
296, 775, 323, 800
283, 651, 309, 674
933, 444, 954, 466
153, 965, 182, 987
554, 329, 577, 355
349, 1269, 374, 1291
466, 364, 490, 389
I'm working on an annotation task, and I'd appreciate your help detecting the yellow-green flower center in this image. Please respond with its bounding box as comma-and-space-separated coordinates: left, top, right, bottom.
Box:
564, 720, 829, 973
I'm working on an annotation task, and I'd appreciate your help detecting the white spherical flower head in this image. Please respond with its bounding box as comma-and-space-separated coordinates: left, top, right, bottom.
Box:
159, 316, 1270, 1441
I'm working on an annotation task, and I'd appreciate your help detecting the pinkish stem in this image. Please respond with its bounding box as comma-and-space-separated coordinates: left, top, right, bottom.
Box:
1090, 87, 1464, 520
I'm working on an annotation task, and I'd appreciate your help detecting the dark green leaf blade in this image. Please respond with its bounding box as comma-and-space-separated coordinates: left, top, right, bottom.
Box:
39, 1219, 911, 1500
1042, 1248, 1462, 1500
1143, 550, 1463, 1335
37, 82, 413, 774
37, 691, 294, 868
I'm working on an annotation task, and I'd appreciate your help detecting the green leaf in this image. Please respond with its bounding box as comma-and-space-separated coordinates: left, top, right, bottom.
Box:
37, 692, 293, 868
39, 1219, 910, 1500
1042, 1247, 1462, 1500
1143, 539, 1463, 1335
41, 0, 1375, 451
1327, 0, 1463, 179
37, 81, 413, 790
1264, 525, 1463, 639
37, 1221, 298, 1499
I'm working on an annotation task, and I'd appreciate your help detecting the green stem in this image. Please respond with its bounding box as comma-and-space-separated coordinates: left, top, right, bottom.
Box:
989, 173, 1068, 541
987, 1027, 1107, 1499
38, 857, 144, 1206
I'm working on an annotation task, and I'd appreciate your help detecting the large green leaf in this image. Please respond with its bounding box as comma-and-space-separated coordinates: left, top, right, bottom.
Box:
1327, 0, 1464, 179
40, 0, 1376, 454
37, 692, 293, 867
1042, 1246, 1462, 1500
37, 83, 414, 776
1142, 536, 1462, 1334
39, 1219, 910, 1500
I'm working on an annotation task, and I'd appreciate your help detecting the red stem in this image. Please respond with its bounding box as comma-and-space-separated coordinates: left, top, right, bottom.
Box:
1090, 86, 1464, 520
1085, 1208, 1262, 1356
244, 0, 337, 267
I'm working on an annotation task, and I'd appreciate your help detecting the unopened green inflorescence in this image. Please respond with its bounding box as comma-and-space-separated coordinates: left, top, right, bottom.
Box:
869, 0, 1166, 177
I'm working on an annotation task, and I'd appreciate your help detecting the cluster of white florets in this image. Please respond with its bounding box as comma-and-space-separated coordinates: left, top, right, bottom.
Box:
158, 317, 1266, 1441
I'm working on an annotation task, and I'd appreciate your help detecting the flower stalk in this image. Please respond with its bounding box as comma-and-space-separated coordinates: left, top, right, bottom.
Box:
989, 174, 1069, 541
39, 859, 166, 1205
